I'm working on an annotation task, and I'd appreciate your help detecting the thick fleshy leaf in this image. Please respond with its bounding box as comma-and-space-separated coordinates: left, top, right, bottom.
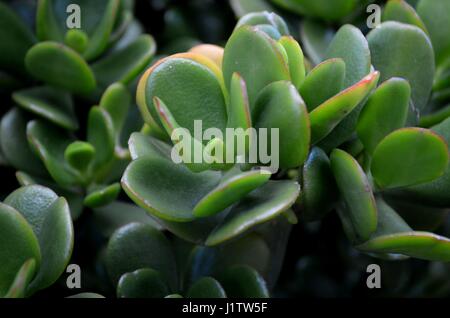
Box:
357, 231, 450, 262
317, 24, 372, 150
219, 265, 269, 298
64, 141, 95, 173
87, 106, 115, 169
4, 259, 36, 298
25, 42, 96, 95
254, 81, 310, 168
187, 277, 226, 298
193, 169, 270, 218
0, 203, 41, 297
223, 25, 290, 109
84, 183, 121, 208
299, 58, 345, 111
138, 55, 227, 136
122, 156, 220, 222
357, 78, 410, 154
27, 120, 79, 186
397, 118, 450, 206
13, 86, 78, 130
0, 109, 46, 176
309, 72, 379, 144
99, 83, 131, 140
117, 268, 169, 298
92, 34, 156, 89
371, 128, 449, 189
367, 21, 435, 111
205, 180, 299, 246
417, 0, 450, 65
105, 223, 177, 290
300, 20, 334, 65
300, 147, 338, 221
326, 24, 371, 88
230, 0, 274, 18
382, 0, 427, 32
278, 36, 305, 89
64, 29, 89, 54
5, 185, 73, 294
92, 201, 162, 238
227, 73, 251, 133
330, 149, 377, 242
0, 2, 35, 75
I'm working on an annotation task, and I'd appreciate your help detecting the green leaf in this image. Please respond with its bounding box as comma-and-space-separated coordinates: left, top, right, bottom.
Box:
382, 0, 427, 32
92, 34, 156, 89
25, 42, 96, 95
227, 72, 251, 132
357, 231, 450, 262
253, 81, 310, 168
417, 0, 450, 65
122, 156, 221, 222
84, 183, 121, 208
117, 268, 169, 298
5, 185, 73, 294
138, 56, 227, 136
64, 29, 89, 54
330, 149, 377, 242
223, 25, 290, 109
0, 203, 41, 297
367, 21, 435, 111
299, 58, 345, 111
310, 71, 379, 144
219, 265, 269, 298
397, 118, 450, 206
0, 2, 35, 75
12, 86, 78, 130
326, 24, 371, 88
99, 83, 131, 141
27, 120, 79, 186
230, 0, 274, 18
357, 78, 411, 154
317, 24, 372, 150
0, 109, 46, 176
278, 36, 306, 89
64, 141, 95, 173
300, 147, 338, 221
4, 259, 36, 298
205, 180, 299, 246
193, 169, 270, 218
87, 106, 115, 169
105, 223, 177, 290
300, 20, 334, 65
371, 128, 449, 189
187, 277, 226, 298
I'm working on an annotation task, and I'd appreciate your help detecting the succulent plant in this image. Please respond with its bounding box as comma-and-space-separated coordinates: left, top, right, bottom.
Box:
1, 0, 450, 300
